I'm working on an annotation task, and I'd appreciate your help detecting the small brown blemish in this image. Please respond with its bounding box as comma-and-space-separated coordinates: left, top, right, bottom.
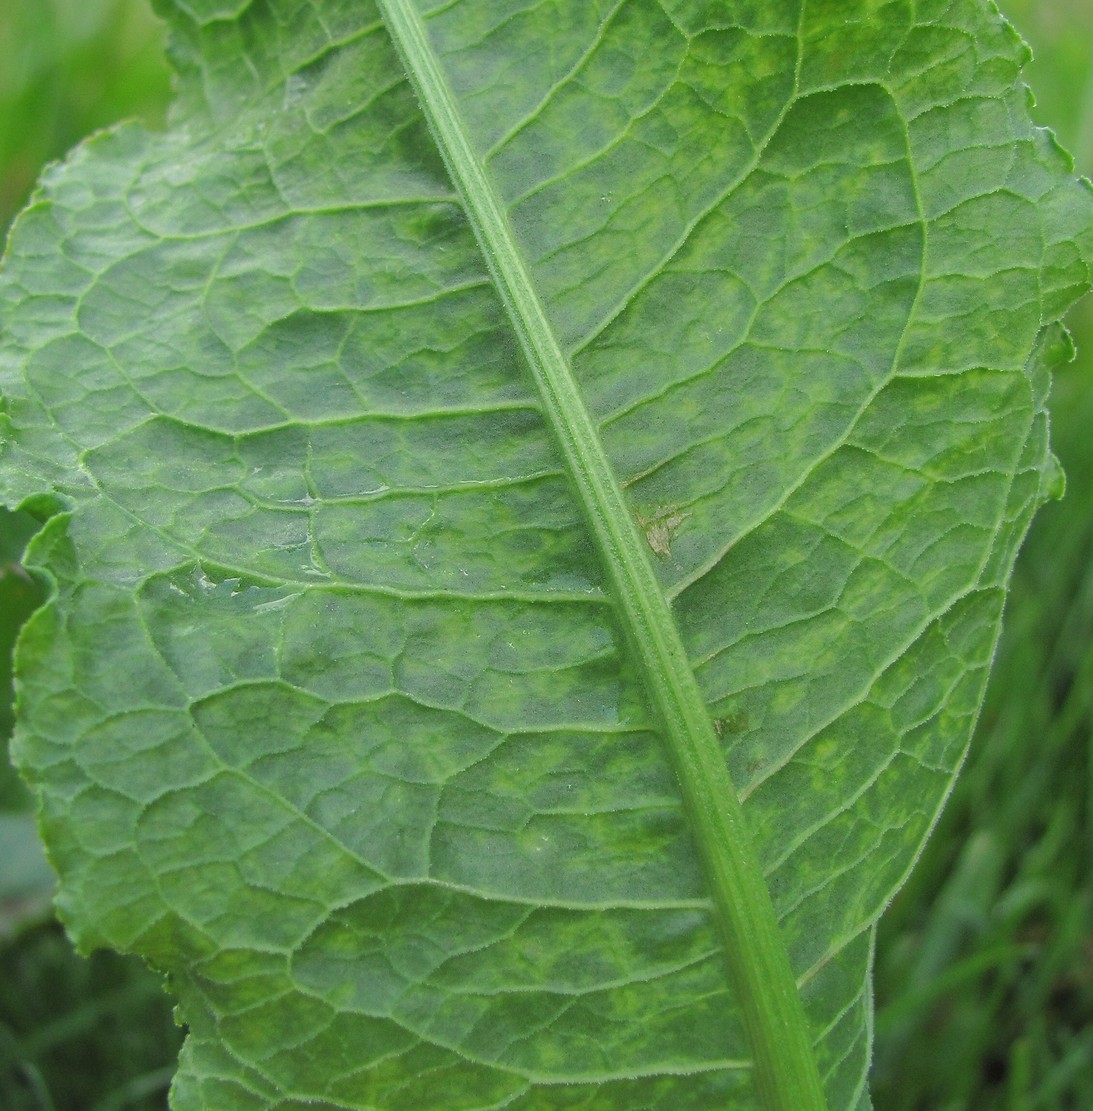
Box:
636, 506, 687, 558
713, 708, 747, 739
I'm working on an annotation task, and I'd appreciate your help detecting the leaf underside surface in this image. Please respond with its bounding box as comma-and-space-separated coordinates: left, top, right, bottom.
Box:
1, 2, 1091, 1109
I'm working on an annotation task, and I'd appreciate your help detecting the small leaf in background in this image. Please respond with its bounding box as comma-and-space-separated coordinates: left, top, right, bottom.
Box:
0, 508, 52, 933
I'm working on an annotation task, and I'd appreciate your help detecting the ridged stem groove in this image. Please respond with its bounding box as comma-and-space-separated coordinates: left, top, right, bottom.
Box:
376, 4, 829, 1108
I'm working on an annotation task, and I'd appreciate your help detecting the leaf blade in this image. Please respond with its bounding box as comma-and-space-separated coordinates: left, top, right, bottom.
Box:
1, 2, 1091, 1109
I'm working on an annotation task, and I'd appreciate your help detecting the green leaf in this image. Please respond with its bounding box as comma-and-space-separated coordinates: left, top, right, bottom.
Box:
1, 2, 1091, 1109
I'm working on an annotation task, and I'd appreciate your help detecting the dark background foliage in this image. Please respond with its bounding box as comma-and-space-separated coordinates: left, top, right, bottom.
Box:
0, 2, 1089, 1107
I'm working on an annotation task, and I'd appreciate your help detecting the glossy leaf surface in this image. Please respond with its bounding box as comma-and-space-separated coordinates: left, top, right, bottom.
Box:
1, 2, 1091, 1108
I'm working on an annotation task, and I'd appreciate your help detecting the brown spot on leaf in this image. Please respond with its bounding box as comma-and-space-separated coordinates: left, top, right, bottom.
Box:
635, 506, 687, 558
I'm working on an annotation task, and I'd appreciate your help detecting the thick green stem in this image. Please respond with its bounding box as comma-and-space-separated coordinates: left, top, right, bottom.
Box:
375, 4, 830, 1108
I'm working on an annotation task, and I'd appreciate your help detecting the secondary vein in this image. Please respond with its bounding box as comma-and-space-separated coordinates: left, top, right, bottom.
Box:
374, 5, 829, 1109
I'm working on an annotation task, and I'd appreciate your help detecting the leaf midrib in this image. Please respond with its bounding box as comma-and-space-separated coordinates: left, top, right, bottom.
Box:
373, 4, 829, 1109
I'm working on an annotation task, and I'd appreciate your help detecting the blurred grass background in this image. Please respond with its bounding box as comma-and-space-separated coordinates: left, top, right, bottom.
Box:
0, 1, 1090, 1108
